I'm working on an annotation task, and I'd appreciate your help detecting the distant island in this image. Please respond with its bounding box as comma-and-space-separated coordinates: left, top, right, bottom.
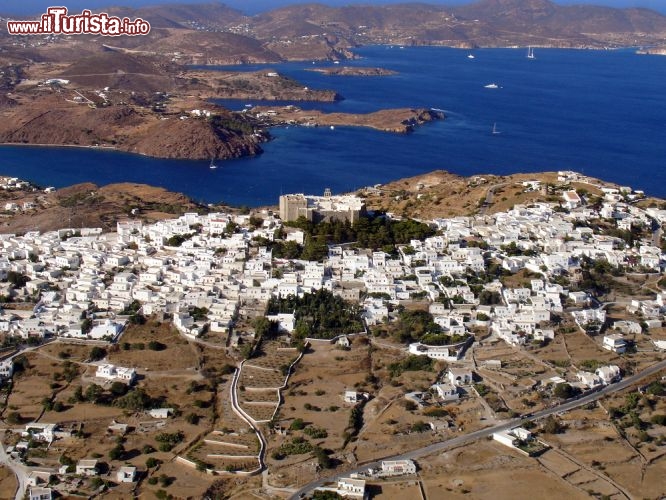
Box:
307, 66, 399, 76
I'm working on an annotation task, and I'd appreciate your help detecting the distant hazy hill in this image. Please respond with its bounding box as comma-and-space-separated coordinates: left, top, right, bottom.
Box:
453, 0, 666, 36
105, 2, 248, 29
251, 0, 666, 46
3, 0, 665, 64
105, 0, 666, 50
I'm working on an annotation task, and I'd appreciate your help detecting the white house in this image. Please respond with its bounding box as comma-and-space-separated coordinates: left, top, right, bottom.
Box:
87, 320, 125, 340
148, 408, 174, 419
577, 371, 602, 388
336, 478, 366, 499
265, 313, 295, 333
602, 334, 627, 354
28, 488, 52, 500
448, 368, 473, 386
0, 359, 13, 379
595, 365, 621, 384
493, 427, 533, 450
562, 190, 582, 209
344, 391, 361, 404
380, 459, 416, 476
96, 364, 136, 384
431, 383, 459, 401
22, 423, 56, 443
116, 466, 137, 483
76, 459, 98, 476
612, 320, 642, 335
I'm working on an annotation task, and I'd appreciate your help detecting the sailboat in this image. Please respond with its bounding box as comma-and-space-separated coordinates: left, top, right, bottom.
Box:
492, 123, 501, 135
527, 46, 535, 59
209, 158, 218, 170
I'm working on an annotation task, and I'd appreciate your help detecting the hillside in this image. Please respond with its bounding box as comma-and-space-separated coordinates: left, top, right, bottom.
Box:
57, 50, 176, 92
104, 29, 284, 65
0, 182, 206, 233
0, 93, 267, 160
359, 170, 614, 219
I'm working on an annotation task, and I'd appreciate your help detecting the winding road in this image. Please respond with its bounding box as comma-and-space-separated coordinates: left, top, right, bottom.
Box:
290, 358, 666, 499
0, 433, 29, 500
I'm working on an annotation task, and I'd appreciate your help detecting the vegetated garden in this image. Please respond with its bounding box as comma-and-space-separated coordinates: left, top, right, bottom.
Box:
266, 289, 364, 340
253, 214, 435, 261
377, 308, 471, 346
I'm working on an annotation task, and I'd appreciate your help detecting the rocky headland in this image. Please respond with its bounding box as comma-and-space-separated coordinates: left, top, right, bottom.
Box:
307, 66, 398, 76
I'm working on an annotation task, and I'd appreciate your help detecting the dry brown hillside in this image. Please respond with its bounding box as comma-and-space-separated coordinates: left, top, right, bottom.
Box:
0, 182, 205, 234
361, 170, 608, 219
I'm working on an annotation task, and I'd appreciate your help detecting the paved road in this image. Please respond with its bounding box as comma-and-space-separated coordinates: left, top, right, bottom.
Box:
290, 359, 666, 499
0, 433, 29, 500
479, 182, 509, 215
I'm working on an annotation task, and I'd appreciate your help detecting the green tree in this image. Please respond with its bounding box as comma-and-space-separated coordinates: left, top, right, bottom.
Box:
542, 416, 564, 434
89, 346, 106, 361
85, 384, 104, 403
110, 381, 128, 397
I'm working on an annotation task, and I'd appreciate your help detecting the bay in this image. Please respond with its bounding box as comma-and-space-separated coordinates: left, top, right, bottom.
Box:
2, 46, 666, 206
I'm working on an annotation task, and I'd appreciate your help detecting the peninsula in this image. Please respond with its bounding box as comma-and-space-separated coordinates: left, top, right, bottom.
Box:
249, 106, 445, 133
0, 48, 437, 160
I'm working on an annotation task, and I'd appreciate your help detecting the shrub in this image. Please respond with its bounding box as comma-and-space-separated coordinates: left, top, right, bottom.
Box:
6, 411, 21, 424
411, 421, 430, 433
650, 414, 666, 425
148, 341, 166, 351
185, 413, 200, 425
304, 427, 328, 439
424, 407, 448, 418
290, 418, 306, 430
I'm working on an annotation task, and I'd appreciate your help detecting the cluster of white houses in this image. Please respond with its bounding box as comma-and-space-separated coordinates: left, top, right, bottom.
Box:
0, 183, 662, 379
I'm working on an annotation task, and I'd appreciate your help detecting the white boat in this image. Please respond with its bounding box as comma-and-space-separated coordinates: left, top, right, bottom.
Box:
484, 83, 499, 89
209, 158, 217, 170
330, 126, 335, 130
492, 122, 501, 135
527, 46, 535, 59
467, 54, 475, 59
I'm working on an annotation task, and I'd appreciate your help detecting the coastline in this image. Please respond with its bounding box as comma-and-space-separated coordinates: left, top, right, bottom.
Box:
0, 142, 118, 151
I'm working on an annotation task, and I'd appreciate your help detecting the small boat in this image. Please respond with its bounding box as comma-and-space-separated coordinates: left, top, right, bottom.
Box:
244, 103, 253, 108
467, 54, 475, 59
484, 83, 499, 89
492, 122, 501, 135
330, 126, 335, 130
209, 158, 217, 170
527, 46, 535, 59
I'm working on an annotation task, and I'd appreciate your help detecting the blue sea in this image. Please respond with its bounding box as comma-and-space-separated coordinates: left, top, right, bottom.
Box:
2, 46, 666, 206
